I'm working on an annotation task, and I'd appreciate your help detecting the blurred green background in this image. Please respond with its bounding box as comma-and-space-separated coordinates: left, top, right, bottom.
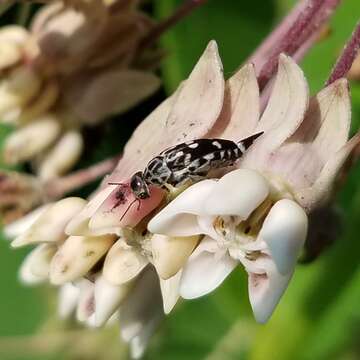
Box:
0, 0, 360, 359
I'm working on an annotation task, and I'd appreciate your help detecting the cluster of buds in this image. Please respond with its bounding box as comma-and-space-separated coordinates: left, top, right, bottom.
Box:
9, 34, 360, 357
0, 0, 161, 180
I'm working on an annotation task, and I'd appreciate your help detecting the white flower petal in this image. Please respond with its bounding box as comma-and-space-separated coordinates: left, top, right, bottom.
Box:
65, 186, 114, 236
76, 279, 95, 322
94, 275, 132, 327
147, 180, 216, 236
151, 234, 199, 280
50, 234, 114, 285
259, 199, 307, 274
180, 238, 237, 299
204, 169, 269, 218
19, 244, 57, 285
12, 197, 87, 248
247, 255, 293, 323
159, 271, 182, 314
103, 240, 148, 286
58, 283, 80, 319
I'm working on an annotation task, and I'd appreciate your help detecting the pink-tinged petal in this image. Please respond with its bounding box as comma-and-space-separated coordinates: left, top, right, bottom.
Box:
120, 268, 163, 342
109, 40, 224, 183
180, 237, 237, 299
89, 183, 164, 231
219, 64, 260, 140
159, 271, 182, 314
151, 234, 199, 280
247, 255, 293, 323
296, 132, 360, 212
242, 54, 309, 168
301, 79, 350, 164
76, 279, 95, 322
94, 275, 132, 327
147, 180, 216, 236
65, 186, 114, 236
110, 91, 179, 182
103, 239, 148, 285
165, 40, 224, 143
204, 169, 269, 218
58, 283, 80, 319
259, 199, 307, 275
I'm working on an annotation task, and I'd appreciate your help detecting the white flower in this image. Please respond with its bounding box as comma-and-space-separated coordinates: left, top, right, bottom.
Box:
148, 169, 308, 323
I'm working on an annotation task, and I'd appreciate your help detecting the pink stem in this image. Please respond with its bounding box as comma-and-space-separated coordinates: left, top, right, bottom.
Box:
249, 0, 311, 75
255, 0, 341, 90
326, 22, 360, 85
45, 156, 119, 199
139, 0, 208, 51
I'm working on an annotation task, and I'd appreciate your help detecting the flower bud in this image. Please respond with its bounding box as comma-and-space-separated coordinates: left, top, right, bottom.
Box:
12, 197, 87, 247
38, 131, 83, 180
50, 234, 115, 285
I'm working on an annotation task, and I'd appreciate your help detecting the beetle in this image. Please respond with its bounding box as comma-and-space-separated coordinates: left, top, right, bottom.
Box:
109, 132, 263, 219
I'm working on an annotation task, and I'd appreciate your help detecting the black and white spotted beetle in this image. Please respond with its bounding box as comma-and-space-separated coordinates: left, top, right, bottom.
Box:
109, 132, 263, 210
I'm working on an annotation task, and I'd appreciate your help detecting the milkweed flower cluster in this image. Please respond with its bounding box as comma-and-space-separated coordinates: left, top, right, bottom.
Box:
9, 37, 360, 357
0, 0, 160, 180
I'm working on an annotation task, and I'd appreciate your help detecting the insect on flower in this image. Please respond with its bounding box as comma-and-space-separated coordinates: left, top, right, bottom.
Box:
109, 132, 263, 219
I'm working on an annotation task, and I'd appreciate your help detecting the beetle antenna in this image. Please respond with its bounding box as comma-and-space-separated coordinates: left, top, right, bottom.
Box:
120, 198, 141, 221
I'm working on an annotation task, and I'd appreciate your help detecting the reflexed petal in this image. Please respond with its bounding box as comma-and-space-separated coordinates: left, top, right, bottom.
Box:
259, 199, 308, 274
220, 63, 260, 140
3, 115, 61, 164
89, 184, 164, 231
159, 271, 182, 314
148, 180, 216, 236
120, 268, 163, 342
111, 90, 179, 181
151, 234, 199, 279
38, 131, 84, 180
247, 255, 293, 323
180, 238, 237, 299
296, 132, 360, 212
204, 169, 269, 218
58, 283, 80, 319
242, 54, 309, 168
19, 243, 57, 285
50, 234, 115, 285
3, 204, 51, 239
12, 197, 87, 247
103, 240, 148, 285
303, 79, 350, 163
94, 275, 132, 327
65, 186, 114, 236
165, 41, 224, 143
